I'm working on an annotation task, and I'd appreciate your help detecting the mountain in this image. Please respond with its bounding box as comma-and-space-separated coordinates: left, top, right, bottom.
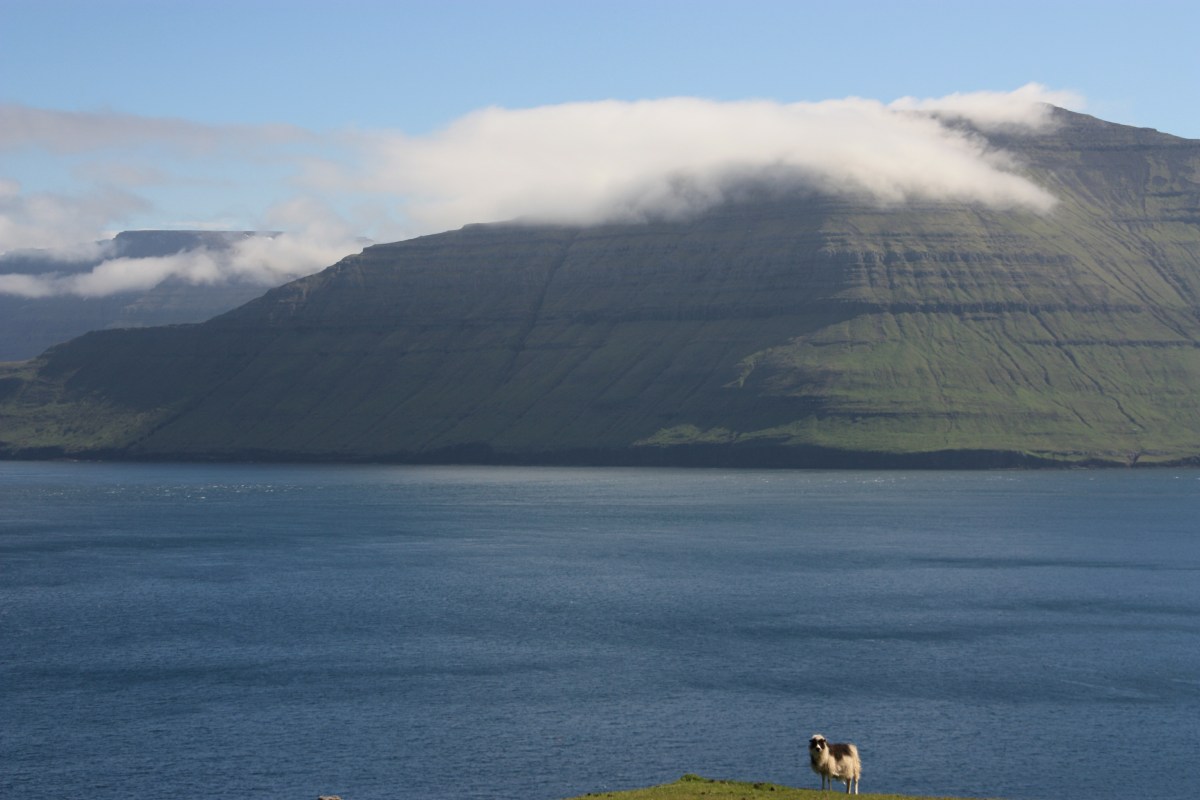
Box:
0, 231, 279, 361
2, 108, 1199, 467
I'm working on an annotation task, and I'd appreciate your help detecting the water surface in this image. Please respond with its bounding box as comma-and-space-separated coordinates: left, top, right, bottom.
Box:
3, 463, 1198, 799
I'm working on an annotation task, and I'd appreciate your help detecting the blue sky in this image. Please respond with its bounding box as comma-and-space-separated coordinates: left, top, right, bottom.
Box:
6, 0, 1198, 135
2, 0, 1198, 294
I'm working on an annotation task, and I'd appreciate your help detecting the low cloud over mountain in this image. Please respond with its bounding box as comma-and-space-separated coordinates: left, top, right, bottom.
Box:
0, 229, 361, 299
329, 84, 1079, 231
1, 85, 1081, 298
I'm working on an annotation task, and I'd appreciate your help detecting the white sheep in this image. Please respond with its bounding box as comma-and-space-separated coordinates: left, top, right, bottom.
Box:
808, 733, 861, 794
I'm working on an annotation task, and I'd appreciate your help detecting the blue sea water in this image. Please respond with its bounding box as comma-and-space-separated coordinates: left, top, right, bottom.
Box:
1, 462, 1198, 800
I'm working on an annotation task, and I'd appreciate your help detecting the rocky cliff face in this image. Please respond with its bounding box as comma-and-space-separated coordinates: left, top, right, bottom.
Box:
2, 109, 1199, 466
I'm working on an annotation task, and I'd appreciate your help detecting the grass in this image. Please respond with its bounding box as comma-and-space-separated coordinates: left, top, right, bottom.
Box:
563, 775, 992, 800
638, 300, 1200, 464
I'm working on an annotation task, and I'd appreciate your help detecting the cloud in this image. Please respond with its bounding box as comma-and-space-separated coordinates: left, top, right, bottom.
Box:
0, 104, 324, 254
0, 179, 149, 254
888, 83, 1085, 131
0, 104, 305, 155
0, 210, 364, 299
0, 106, 352, 294
1, 85, 1083, 297
323, 83, 1078, 231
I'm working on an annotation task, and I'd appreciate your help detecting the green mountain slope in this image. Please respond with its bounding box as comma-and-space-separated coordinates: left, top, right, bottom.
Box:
2, 108, 1199, 466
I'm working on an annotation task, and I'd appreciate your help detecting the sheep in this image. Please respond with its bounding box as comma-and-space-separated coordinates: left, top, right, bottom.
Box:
808, 733, 861, 794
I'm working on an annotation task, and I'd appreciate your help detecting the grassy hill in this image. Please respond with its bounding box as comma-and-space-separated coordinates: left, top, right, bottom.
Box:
563, 775, 990, 800
1, 108, 1199, 467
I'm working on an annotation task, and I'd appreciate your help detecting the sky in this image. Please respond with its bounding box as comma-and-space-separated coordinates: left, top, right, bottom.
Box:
2, 0, 1198, 296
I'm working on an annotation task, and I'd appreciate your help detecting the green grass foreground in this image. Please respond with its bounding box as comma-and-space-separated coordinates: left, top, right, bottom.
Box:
563, 774, 991, 800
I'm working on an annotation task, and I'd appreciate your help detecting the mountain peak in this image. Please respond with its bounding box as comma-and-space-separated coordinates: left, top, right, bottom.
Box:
2, 112, 1200, 467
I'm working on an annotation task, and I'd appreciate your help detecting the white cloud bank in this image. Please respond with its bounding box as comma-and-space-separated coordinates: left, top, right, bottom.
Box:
0, 232, 359, 299
1, 84, 1082, 298
329, 82, 1081, 232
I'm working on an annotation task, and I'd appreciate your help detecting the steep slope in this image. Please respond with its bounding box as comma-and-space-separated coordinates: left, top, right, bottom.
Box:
1, 108, 1198, 466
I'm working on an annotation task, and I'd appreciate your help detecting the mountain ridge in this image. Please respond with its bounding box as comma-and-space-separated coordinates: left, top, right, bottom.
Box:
3, 107, 1199, 467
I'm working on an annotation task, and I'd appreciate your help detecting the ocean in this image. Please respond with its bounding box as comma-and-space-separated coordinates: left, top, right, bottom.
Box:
2, 462, 1198, 800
